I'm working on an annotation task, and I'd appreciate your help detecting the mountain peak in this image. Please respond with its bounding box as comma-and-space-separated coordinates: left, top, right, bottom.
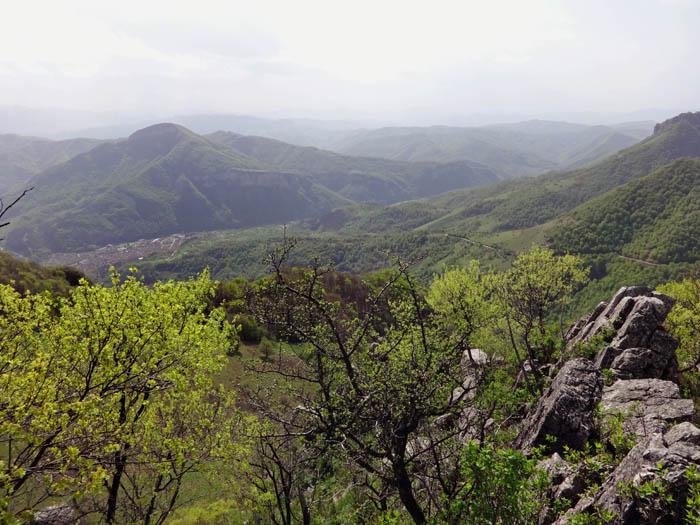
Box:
126, 123, 200, 157
128, 122, 194, 141
653, 111, 700, 135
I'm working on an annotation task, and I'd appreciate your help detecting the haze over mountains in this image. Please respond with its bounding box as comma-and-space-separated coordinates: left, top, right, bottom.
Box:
79, 111, 700, 295
4, 110, 700, 305
2, 123, 499, 257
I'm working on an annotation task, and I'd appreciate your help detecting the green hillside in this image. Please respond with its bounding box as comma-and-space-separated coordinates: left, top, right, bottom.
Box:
4, 124, 349, 257
333, 120, 647, 178
419, 111, 700, 233
207, 131, 499, 203
549, 158, 700, 263
0, 134, 101, 189
103, 113, 700, 318
0, 251, 87, 295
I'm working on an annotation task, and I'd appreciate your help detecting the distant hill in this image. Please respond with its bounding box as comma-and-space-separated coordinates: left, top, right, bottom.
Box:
549, 157, 700, 264
206, 131, 499, 204
0, 134, 102, 189
416, 111, 700, 233
0, 251, 87, 295
331, 120, 650, 178
4, 124, 349, 257
3, 123, 501, 258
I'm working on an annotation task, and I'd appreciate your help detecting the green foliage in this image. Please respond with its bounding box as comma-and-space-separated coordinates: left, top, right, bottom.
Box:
685, 465, 700, 524
440, 441, 549, 524
0, 269, 243, 523
0, 251, 88, 296
258, 336, 275, 362
618, 464, 676, 522
659, 277, 700, 400
569, 506, 616, 525
571, 325, 617, 360
549, 158, 700, 264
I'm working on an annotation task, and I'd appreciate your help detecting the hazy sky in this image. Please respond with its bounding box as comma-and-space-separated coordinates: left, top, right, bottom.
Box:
2, 0, 699, 121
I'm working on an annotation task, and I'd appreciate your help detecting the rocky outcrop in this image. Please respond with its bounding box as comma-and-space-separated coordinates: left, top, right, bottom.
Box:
514, 358, 603, 454
566, 286, 679, 380
527, 286, 700, 524
31, 505, 78, 525
557, 423, 700, 524
600, 379, 695, 438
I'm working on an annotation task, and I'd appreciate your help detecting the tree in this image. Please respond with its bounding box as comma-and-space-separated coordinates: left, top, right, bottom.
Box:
0, 269, 243, 524
246, 242, 490, 524
0, 187, 32, 239
659, 276, 700, 399
496, 246, 588, 389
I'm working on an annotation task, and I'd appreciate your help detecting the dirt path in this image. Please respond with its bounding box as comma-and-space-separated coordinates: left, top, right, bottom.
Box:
617, 254, 661, 267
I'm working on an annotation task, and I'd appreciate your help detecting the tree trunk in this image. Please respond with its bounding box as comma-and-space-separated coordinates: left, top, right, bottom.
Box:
394, 460, 426, 524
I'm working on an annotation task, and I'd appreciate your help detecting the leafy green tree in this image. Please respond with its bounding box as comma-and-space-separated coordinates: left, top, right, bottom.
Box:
0, 269, 243, 524
497, 246, 588, 388
248, 242, 489, 524
659, 277, 700, 399
441, 441, 549, 524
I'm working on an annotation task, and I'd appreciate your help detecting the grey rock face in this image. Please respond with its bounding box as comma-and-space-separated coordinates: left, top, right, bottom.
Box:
31, 505, 78, 525
600, 379, 695, 439
567, 286, 679, 380
558, 423, 700, 524
566, 287, 675, 351
515, 359, 603, 454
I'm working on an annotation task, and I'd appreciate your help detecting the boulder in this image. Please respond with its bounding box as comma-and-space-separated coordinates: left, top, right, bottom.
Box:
515, 359, 603, 454
557, 423, 700, 524
31, 505, 78, 525
566, 287, 675, 351
600, 379, 695, 439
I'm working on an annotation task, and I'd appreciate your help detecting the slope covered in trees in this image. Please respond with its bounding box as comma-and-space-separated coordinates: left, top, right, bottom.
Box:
418, 111, 700, 233
332, 120, 649, 178
206, 131, 499, 203
549, 158, 700, 263
4, 123, 504, 258
4, 124, 350, 257
0, 134, 101, 189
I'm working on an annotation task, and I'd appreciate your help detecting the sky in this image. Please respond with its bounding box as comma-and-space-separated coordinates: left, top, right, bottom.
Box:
1, 0, 699, 124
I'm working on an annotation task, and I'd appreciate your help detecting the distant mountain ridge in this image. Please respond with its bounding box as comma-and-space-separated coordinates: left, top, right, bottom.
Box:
409, 111, 700, 234
0, 134, 102, 189
5, 124, 347, 256
329, 120, 652, 178
206, 131, 498, 203
3, 123, 499, 257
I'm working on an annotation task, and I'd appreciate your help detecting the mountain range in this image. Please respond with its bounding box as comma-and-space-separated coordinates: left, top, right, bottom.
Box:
2, 123, 498, 257
7, 111, 699, 308
102, 111, 700, 314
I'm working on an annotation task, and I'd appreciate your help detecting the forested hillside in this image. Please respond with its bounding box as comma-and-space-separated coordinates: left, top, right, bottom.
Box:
206, 131, 499, 203
549, 158, 700, 263
4, 124, 349, 257
0, 134, 101, 189
332, 119, 650, 177
3, 123, 503, 258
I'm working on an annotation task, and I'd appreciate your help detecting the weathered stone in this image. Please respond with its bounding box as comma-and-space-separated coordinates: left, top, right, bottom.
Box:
600, 379, 695, 439
612, 297, 673, 349
559, 423, 700, 524
594, 345, 623, 370
608, 336, 678, 380
460, 348, 489, 370
31, 505, 78, 525
515, 359, 603, 454
566, 287, 675, 351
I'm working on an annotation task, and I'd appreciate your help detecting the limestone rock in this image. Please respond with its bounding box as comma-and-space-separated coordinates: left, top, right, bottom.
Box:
600, 379, 695, 439
566, 287, 675, 351
559, 423, 700, 524
515, 359, 603, 453
31, 505, 78, 525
